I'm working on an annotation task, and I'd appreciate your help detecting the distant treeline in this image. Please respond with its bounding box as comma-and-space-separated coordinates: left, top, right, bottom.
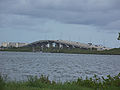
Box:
0, 47, 120, 55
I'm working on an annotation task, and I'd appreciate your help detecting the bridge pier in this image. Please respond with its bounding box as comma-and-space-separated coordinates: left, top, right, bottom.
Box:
55, 43, 60, 49
61, 44, 68, 49
32, 44, 37, 52
41, 43, 47, 50
68, 45, 74, 49
49, 42, 53, 48
36, 43, 42, 51
74, 46, 80, 49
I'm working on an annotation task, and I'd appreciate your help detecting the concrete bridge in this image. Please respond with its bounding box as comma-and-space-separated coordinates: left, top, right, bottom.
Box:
25, 40, 110, 51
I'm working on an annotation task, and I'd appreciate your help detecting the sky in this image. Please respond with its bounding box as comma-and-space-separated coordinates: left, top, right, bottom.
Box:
0, 0, 120, 48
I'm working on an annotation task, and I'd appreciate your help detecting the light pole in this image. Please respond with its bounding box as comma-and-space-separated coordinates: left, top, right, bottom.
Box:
117, 33, 120, 40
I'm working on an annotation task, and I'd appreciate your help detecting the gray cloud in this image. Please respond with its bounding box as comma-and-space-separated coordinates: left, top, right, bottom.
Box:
0, 0, 120, 30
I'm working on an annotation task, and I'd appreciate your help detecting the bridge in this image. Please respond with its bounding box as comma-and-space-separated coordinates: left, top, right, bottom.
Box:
24, 40, 110, 51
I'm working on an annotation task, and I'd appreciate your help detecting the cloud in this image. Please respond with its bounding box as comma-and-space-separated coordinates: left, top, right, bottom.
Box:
0, 0, 120, 31
105, 20, 120, 30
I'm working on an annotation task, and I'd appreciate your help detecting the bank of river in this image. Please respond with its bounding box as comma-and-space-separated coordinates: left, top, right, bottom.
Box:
1, 47, 120, 55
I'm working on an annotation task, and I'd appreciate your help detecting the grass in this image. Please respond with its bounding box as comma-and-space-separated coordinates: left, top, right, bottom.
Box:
0, 74, 6, 90
1, 47, 120, 55
0, 47, 33, 52
0, 73, 120, 90
46, 48, 120, 55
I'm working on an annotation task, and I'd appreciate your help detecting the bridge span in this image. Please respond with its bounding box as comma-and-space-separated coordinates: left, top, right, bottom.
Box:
25, 40, 110, 51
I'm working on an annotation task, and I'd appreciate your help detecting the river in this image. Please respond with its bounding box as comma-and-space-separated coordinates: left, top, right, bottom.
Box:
0, 51, 120, 82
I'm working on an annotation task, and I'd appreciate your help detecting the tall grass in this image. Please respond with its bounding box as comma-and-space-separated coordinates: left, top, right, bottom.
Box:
0, 73, 6, 90
0, 73, 120, 90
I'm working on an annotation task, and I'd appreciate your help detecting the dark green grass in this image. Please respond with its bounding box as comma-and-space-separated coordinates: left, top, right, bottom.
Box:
48, 48, 120, 55
0, 47, 33, 52
0, 73, 120, 90
1, 47, 120, 55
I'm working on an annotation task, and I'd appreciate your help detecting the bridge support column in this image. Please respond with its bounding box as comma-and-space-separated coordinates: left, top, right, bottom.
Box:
68, 45, 73, 49
74, 46, 80, 49
41, 43, 47, 50
32, 47, 35, 52
36, 44, 42, 51
61, 44, 68, 49
32, 44, 37, 52
49, 42, 53, 48
55, 43, 60, 49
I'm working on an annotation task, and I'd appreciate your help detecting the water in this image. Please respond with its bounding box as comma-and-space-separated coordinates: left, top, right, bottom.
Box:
0, 51, 120, 82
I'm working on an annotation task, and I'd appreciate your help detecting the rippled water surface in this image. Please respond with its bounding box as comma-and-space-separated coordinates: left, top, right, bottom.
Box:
0, 51, 120, 82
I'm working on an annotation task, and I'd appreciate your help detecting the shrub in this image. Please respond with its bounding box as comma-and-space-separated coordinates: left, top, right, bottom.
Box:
0, 74, 6, 90
27, 75, 51, 88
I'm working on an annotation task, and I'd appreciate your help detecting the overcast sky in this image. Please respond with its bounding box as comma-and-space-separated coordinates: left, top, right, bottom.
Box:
0, 0, 120, 48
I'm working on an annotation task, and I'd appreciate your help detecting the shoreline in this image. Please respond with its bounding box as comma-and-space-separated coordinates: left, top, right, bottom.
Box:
0, 48, 120, 55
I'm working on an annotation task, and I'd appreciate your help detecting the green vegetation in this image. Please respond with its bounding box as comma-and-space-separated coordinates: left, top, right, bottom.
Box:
0, 47, 33, 52
0, 74, 6, 90
52, 48, 120, 55
42, 47, 120, 55
0, 73, 120, 90
1, 47, 120, 55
